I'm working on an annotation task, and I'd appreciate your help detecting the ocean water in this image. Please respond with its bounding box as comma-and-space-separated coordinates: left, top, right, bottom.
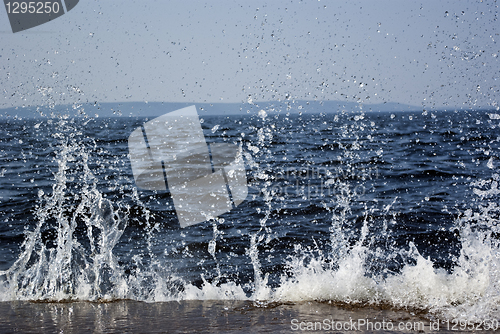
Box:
1, 106, 500, 330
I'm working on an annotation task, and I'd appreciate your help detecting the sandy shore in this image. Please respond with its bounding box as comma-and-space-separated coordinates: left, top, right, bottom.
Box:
1, 299, 490, 333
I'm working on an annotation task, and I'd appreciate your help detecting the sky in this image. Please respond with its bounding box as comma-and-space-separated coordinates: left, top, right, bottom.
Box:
0, 0, 499, 113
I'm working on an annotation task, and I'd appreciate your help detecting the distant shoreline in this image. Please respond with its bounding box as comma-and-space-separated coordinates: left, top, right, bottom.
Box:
1, 101, 498, 120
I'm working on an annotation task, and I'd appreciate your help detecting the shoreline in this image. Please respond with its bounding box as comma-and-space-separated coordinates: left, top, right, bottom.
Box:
0, 299, 485, 333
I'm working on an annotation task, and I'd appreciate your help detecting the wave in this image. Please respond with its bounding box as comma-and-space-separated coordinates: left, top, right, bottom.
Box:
0, 111, 499, 324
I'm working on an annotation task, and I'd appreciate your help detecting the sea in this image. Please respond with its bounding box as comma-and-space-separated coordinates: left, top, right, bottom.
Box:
0, 104, 499, 333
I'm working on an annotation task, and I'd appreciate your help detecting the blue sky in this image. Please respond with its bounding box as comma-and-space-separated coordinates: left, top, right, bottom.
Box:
1, 0, 498, 112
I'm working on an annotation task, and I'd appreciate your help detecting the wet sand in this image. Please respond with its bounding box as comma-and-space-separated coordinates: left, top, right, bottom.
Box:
0, 299, 491, 333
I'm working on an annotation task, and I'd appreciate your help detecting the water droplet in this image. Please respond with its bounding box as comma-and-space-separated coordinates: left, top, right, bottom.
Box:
258, 110, 267, 119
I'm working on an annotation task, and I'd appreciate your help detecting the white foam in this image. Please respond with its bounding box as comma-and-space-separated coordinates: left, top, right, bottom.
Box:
183, 281, 248, 301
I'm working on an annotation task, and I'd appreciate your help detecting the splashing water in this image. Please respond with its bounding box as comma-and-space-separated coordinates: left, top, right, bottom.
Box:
0, 135, 128, 301
0, 107, 499, 323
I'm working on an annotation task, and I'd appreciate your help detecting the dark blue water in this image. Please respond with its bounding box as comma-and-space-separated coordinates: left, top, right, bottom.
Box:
0, 107, 499, 321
